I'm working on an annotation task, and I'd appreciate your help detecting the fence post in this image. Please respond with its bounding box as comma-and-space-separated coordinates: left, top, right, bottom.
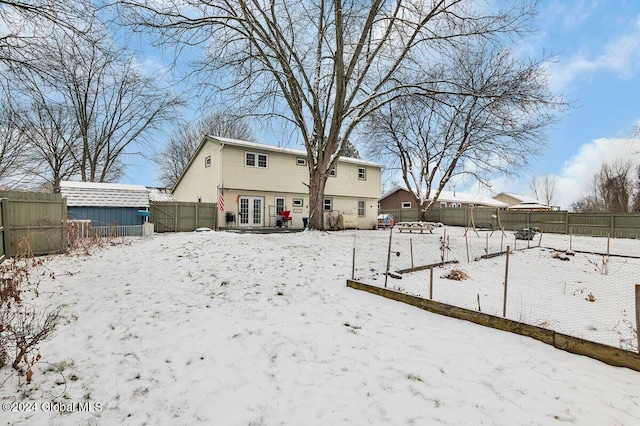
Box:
351, 246, 356, 280
1, 198, 9, 260
429, 266, 434, 300
410, 238, 414, 269
384, 227, 393, 288
174, 203, 178, 232
636, 285, 640, 354
503, 246, 510, 317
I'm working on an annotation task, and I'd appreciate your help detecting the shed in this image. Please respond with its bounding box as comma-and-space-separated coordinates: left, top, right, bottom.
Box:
60, 181, 150, 226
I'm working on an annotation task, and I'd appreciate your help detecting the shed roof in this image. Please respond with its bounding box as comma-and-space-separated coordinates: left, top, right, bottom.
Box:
60, 181, 150, 208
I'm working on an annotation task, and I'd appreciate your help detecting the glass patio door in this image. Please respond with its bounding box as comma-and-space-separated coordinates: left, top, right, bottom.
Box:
239, 196, 264, 227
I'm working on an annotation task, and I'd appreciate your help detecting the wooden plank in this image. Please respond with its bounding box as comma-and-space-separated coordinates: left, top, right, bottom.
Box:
397, 259, 459, 274
347, 279, 640, 372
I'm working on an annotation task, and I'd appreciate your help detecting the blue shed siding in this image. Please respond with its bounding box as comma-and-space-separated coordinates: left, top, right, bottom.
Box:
67, 207, 144, 226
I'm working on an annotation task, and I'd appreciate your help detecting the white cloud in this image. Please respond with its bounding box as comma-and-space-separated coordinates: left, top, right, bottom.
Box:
555, 137, 639, 208
548, 13, 640, 91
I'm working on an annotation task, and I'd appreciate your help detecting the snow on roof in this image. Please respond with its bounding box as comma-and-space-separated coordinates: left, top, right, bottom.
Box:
497, 192, 543, 205
60, 181, 150, 208
428, 190, 508, 208
209, 135, 383, 168
380, 186, 508, 208
507, 203, 551, 210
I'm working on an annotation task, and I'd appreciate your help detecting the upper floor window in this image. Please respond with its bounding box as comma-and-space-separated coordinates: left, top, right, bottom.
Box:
205, 155, 211, 168
245, 152, 268, 168
401, 201, 412, 209
329, 167, 337, 177
296, 157, 307, 166
440, 202, 447, 208
358, 167, 366, 180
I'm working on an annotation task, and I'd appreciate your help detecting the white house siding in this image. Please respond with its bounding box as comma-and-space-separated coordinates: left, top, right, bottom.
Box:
173, 136, 382, 229
171, 142, 220, 203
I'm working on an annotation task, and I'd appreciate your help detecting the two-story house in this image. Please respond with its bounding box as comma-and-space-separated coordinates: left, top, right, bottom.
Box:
172, 136, 383, 229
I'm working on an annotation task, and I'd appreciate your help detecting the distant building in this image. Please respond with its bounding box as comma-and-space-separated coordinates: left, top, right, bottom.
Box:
379, 186, 508, 210
492, 192, 551, 211
60, 181, 150, 226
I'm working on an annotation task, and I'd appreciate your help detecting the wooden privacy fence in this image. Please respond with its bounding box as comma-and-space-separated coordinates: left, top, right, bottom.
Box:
150, 201, 217, 232
0, 191, 67, 258
380, 208, 640, 238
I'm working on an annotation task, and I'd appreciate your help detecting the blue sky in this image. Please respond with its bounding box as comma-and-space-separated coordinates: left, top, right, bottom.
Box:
121, 1, 640, 210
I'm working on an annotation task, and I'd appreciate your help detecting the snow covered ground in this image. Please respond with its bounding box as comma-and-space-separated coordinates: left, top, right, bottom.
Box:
357, 227, 640, 350
1, 228, 640, 425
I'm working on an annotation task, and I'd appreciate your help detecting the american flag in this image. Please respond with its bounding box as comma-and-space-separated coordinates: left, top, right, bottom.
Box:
218, 184, 225, 212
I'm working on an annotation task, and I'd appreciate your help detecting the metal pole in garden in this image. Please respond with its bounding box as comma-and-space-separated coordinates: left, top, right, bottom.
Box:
635, 284, 640, 354
384, 227, 393, 288
410, 237, 414, 269
503, 246, 510, 318
429, 266, 434, 299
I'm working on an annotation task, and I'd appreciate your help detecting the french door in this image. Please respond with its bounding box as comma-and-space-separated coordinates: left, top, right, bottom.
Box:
239, 196, 264, 227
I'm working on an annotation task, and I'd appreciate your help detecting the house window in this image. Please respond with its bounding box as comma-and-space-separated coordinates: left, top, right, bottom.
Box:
358, 167, 366, 180
292, 198, 303, 207
204, 155, 211, 168
440, 202, 447, 208
469, 203, 474, 208
357, 200, 366, 217
401, 202, 412, 209
323, 198, 332, 211
329, 167, 337, 177
245, 152, 268, 168
275, 197, 286, 214
296, 157, 307, 166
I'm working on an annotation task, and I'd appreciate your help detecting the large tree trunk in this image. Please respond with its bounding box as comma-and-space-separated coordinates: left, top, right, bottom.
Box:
308, 167, 329, 230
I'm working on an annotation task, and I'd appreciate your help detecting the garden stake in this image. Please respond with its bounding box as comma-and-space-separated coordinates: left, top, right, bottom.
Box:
384, 227, 393, 288
429, 266, 434, 300
503, 246, 510, 317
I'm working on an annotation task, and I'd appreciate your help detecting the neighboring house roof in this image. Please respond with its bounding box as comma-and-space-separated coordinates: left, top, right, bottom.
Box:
60, 181, 150, 208
381, 186, 508, 208
495, 192, 543, 205
147, 187, 176, 202
507, 203, 551, 210
430, 190, 508, 208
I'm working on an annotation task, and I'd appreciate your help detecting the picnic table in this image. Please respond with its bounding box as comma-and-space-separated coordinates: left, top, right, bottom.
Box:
396, 222, 435, 234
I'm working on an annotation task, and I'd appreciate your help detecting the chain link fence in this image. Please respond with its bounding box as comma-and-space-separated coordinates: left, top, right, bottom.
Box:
353, 226, 639, 352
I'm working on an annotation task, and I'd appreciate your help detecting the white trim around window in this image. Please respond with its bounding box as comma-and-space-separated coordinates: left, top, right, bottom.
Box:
296, 157, 307, 166
401, 201, 412, 209
357, 200, 366, 217
245, 151, 268, 168
323, 198, 332, 211
358, 167, 366, 180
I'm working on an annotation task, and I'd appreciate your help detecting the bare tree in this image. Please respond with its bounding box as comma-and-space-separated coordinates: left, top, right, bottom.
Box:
10, 23, 183, 183
572, 160, 636, 213
117, 0, 541, 229
13, 100, 81, 192
365, 45, 565, 220
529, 174, 559, 207
0, 1, 92, 73
0, 98, 29, 187
156, 112, 255, 188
